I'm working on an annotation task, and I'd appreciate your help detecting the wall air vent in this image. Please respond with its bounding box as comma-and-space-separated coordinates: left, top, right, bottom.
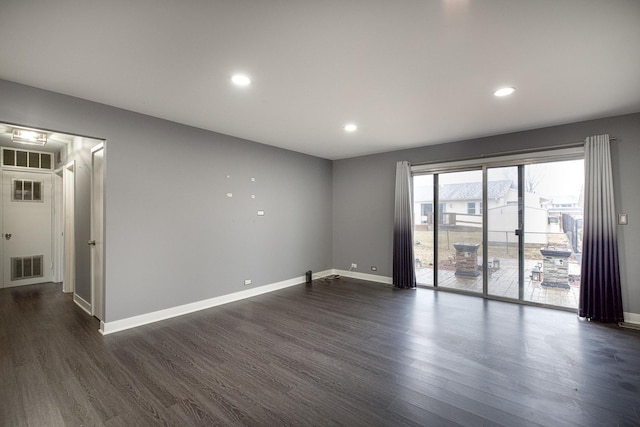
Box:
11, 255, 44, 281
1, 147, 53, 170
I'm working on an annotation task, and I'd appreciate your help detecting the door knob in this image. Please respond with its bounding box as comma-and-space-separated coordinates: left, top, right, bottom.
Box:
88, 240, 96, 246
4, 233, 11, 240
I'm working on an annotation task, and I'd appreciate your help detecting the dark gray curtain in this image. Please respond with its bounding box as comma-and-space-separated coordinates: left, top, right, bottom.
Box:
579, 134, 624, 322
393, 161, 416, 288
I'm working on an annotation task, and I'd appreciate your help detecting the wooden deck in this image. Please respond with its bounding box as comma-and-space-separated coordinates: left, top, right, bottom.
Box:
416, 258, 580, 309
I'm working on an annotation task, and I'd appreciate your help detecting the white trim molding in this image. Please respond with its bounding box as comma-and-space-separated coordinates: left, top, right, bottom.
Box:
622, 312, 640, 326
73, 294, 92, 315
331, 269, 392, 285
99, 270, 333, 335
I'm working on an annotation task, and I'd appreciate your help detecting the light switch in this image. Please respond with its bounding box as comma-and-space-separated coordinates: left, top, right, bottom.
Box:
618, 213, 628, 225
257, 210, 265, 216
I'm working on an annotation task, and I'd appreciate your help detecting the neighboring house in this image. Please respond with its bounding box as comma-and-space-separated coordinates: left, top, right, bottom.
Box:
543, 194, 583, 217
540, 194, 584, 249
414, 180, 550, 244
414, 180, 518, 225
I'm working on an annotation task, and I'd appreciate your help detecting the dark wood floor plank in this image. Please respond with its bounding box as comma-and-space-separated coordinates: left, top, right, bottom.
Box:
32, 336, 106, 426
0, 356, 28, 426
15, 362, 66, 426
165, 398, 229, 427
387, 397, 465, 427
2, 279, 640, 426
385, 335, 640, 422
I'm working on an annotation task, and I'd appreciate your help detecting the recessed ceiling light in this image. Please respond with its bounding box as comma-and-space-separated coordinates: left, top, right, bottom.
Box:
494, 87, 515, 97
231, 74, 251, 86
344, 123, 358, 132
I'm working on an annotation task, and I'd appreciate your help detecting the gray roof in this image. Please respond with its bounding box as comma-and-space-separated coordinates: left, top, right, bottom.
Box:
414, 180, 513, 202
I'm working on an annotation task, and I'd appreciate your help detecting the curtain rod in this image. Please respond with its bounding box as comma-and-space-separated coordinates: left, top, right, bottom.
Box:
411, 137, 615, 167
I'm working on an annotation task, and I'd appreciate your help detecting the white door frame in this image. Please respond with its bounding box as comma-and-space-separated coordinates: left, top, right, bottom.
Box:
58, 161, 76, 293
53, 168, 63, 283
91, 142, 105, 322
0, 170, 3, 286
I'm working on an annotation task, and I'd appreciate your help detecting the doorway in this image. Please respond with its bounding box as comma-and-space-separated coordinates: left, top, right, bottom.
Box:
0, 123, 105, 321
413, 153, 584, 310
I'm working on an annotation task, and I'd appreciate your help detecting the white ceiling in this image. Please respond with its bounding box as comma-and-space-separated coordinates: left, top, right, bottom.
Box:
1, 1, 639, 160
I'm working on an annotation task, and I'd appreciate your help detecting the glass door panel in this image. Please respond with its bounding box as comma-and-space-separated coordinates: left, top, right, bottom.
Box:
411, 157, 583, 310
487, 166, 521, 299
413, 174, 434, 286
523, 160, 584, 308
437, 170, 483, 293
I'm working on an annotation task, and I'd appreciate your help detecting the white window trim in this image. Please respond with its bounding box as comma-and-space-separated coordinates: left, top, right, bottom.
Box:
411, 146, 584, 174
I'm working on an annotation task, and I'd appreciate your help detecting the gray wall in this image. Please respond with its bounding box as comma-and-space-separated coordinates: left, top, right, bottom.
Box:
0, 79, 333, 322
333, 113, 640, 316
2, 77, 638, 321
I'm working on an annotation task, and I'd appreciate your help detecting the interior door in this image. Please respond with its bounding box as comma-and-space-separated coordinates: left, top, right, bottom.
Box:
90, 144, 105, 320
2, 170, 53, 288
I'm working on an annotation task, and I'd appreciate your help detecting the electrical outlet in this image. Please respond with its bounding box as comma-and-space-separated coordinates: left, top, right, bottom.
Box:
244, 279, 252, 286
351, 263, 357, 269
371, 266, 377, 271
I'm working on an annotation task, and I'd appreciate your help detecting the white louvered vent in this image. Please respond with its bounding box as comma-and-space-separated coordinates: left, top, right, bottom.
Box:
11, 255, 44, 281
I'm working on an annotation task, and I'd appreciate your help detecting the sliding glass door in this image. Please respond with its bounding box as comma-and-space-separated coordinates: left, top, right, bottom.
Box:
413, 156, 584, 310
487, 166, 522, 300
413, 174, 434, 286
522, 160, 584, 308
437, 170, 483, 293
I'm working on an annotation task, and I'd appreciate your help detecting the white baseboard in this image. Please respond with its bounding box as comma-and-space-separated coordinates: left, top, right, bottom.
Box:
73, 294, 92, 315
99, 269, 333, 335
96, 270, 639, 334
623, 312, 640, 326
330, 269, 392, 285
312, 270, 333, 281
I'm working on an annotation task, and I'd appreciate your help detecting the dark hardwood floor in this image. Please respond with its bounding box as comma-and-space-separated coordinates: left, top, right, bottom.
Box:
1, 278, 639, 426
